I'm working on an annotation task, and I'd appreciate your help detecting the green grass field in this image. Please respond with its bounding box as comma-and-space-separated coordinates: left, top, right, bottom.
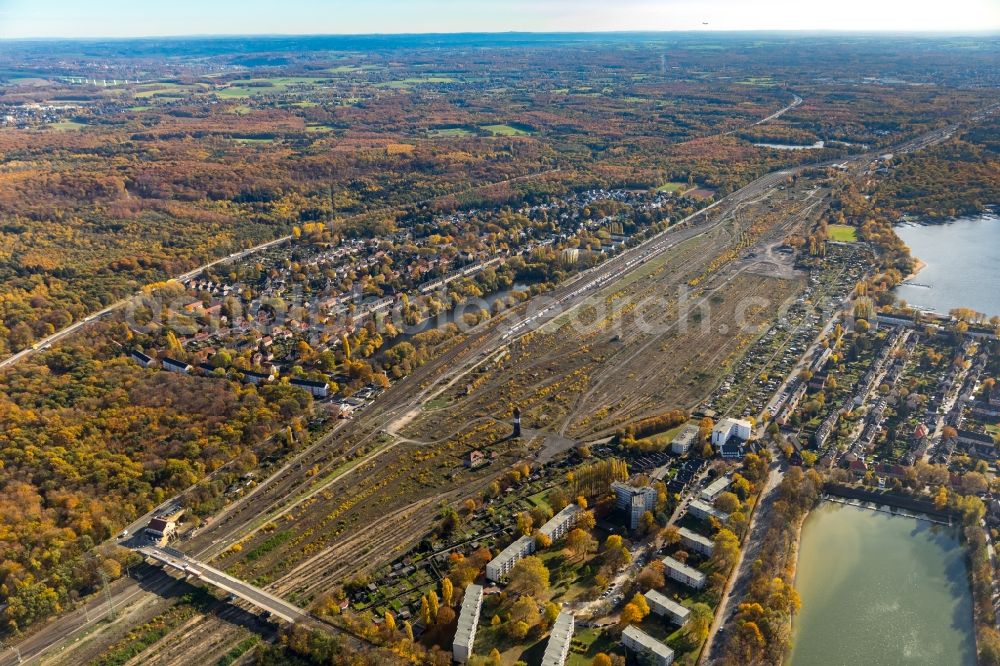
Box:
656, 182, 689, 193
216, 77, 327, 99
47, 120, 87, 131
379, 76, 458, 89
481, 123, 534, 136
567, 627, 623, 666
427, 126, 476, 138
133, 82, 208, 99
828, 224, 858, 242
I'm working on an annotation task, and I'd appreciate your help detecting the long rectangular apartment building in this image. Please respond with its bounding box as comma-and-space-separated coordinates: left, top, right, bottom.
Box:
485, 535, 535, 582
688, 499, 729, 523
539, 504, 581, 542
541, 611, 575, 666
453, 584, 483, 663
644, 589, 690, 626
662, 555, 706, 590
677, 527, 714, 556
622, 625, 675, 666
699, 476, 732, 502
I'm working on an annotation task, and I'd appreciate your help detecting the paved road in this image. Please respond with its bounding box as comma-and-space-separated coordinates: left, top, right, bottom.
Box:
0, 151, 805, 666
700, 458, 786, 664
2, 109, 994, 666
723, 93, 803, 136
138, 546, 308, 624
0, 235, 293, 372
0, 167, 564, 374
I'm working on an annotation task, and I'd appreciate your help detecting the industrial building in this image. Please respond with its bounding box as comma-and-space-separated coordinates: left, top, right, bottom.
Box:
677, 527, 714, 556
662, 556, 706, 589
622, 625, 675, 666
611, 481, 658, 530
688, 499, 729, 523
485, 535, 535, 582
540, 610, 575, 666
644, 589, 690, 626
453, 584, 483, 663
711, 417, 752, 447
539, 504, 581, 542
699, 476, 732, 502
670, 424, 700, 455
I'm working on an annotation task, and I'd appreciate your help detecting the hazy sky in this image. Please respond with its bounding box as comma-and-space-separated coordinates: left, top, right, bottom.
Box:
1, 0, 999, 39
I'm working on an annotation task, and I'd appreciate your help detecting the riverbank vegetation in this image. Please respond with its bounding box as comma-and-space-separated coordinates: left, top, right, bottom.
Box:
721, 467, 822, 665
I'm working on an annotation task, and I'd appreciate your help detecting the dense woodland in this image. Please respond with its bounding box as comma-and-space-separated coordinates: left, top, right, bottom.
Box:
0, 323, 311, 632
874, 117, 1000, 220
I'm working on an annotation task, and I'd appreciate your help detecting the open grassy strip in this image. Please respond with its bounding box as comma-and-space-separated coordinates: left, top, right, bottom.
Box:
215, 635, 260, 666
87, 604, 197, 666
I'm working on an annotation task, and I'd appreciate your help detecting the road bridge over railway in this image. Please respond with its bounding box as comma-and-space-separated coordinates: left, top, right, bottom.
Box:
138, 546, 308, 623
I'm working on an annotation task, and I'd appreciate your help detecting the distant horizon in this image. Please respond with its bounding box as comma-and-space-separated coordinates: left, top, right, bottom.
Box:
2, 28, 1000, 42
2, 0, 999, 40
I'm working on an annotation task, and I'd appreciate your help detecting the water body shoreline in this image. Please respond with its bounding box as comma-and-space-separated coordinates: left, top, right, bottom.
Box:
787, 500, 976, 666
894, 211, 1000, 317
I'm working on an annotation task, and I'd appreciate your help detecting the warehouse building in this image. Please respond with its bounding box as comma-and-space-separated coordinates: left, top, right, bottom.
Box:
644, 589, 690, 626
452, 584, 483, 663
662, 556, 706, 589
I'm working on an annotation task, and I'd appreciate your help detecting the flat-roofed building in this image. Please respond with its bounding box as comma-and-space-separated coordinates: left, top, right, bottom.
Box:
670, 424, 699, 455
485, 535, 535, 582
688, 499, 729, 523
539, 504, 581, 542
699, 476, 732, 502
711, 418, 752, 447
662, 556, 706, 589
541, 610, 575, 666
644, 589, 690, 626
677, 527, 714, 556
611, 482, 658, 530
452, 584, 483, 663
621, 625, 675, 666
162, 357, 192, 374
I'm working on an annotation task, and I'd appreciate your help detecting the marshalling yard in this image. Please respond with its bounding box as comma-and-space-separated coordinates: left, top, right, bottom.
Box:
10, 161, 833, 666
4, 112, 987, 666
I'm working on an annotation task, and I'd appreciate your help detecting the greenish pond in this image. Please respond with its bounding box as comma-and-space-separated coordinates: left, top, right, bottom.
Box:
788, 501, 975, 666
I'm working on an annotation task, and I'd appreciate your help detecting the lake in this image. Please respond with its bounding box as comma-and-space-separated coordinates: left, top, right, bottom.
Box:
894, 212, 1000, 316
788, 502, 975, 666
753, 140, 825, 150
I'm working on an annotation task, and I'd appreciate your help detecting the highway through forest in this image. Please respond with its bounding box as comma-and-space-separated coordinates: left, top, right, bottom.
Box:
2, 105, 995, 666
